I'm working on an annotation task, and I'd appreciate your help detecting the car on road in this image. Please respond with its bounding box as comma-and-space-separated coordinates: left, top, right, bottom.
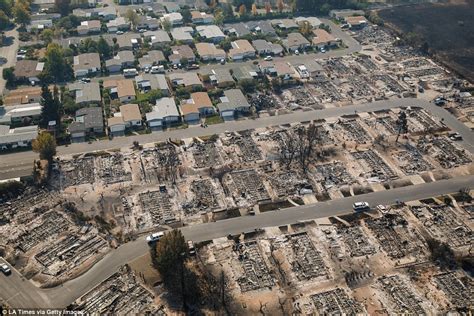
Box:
187, 240, 196, 256
220, 58, 226, 65
320, 48, 326, 53
294, 49, 300, 55
116, 31, 124, 35
81, 78, 91, 83
353, 201, 370, 212
449, 132, 463, 141
0, 263, 11, 275
264, 56, 273, 61
146, 232, 165, 244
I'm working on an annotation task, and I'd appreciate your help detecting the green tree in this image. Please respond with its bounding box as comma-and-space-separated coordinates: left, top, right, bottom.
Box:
40, 29, 54, 44
13, 0, 30, 27
161, 17, 171, 32
0, 10, 10, 31
150, 230, 195, 305
44, 43, 71, 83
0, 0, 13, 17
54, 0, 70, 16
39, 84, 61, 128
223, 3, 234, 19
124, 9, 139, 30
2, 67, 15, 88
97, 36, 111, 59
32, 132, 57, 161
233, 0, 253, 10
214, 9, 224, 26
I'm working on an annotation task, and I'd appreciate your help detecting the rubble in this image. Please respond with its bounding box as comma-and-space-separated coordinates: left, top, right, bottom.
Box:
378, 275, 427, 314
310, 288, 365, 315
139, 189, 178, 225
352, 149, 398, 181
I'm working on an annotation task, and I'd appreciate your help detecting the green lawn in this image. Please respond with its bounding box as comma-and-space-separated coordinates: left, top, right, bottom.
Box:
205, 115, 224, 125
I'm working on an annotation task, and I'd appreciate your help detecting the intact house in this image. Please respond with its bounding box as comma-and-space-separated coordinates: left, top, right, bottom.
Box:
282, 33, 310, 53
180, 92, 214, 123
119, 103, 142, 127
231, 64, 260, 83
0, 103, 42, 127
73, 53, 101, 78
106, 17, 129, 33
191, 11, 213, 24
3, 87, 42, 105
312, 29, 339, 50
271, 19, 299, 31
344, 16, 368, 29
217, 89, 250, 120
160, 12, 183, 26
228, 39, 255, 61
77, 20, 101, 35
143, 30, 171, 49
68, 82, 102, 106
116, 34, 140, 50
170, 27, 194, 44
13, 60, 44, 85
168, 45, 196, 65
209, 68, 235, 88
68, 107, 104, 142
106, 50, 135, 73
196, 25, 226, 43
107, 116, 126, 136
0, 125, 38, 150
295, 17, 322, 29
274, 61, 295, 80
103, 79, 136, 103
135, 74, 170, 95
138, 50, 166, 69
146, 97, 180, 130
168, 73, 203, 91
137, 16, 159, 30
195, 43, 225, 62
224, 21, 276, 37
251, 39, 283, 56
292, 59, 323, 77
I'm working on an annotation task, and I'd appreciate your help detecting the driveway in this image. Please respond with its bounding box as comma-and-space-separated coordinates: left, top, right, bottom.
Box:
0, 27, 19, 95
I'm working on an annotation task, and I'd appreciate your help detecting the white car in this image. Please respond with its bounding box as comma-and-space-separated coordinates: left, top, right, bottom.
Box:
353, 201, 370, 212
0, 263, 11, 275
377, 204, 388, 213
116, 31, 124, 35
294, 49, 300, 55
264, 56, 273, 61
146, 232, 164, 243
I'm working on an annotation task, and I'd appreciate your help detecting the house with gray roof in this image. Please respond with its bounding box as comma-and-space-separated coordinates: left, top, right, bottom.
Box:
69, 107, 104, 141
170, 27, 194, 44
252, 39, 283, 56
68, 82, 102, 105
0, 103, 42, 126
106, 51, 135, 72
73, 53, 101, 78
139, 50, 166, 69
146, 97, 180, 130
217, 89, 250, 120
116, 34, 140, 50
209, 68, 235, 88
196, 25, 226, 43
282, 33, 310, 53
0, 125, 38, 150
135, 74, 170, 95
106, 17, 129, 33
144, 30, 171, 48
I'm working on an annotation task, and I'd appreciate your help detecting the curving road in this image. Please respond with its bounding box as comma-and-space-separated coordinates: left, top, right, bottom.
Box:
1, 174, 474, 308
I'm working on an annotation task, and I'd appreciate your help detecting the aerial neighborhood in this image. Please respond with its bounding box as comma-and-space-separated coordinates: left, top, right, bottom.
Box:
0, 0, 351, 150
0, 0, 473, 314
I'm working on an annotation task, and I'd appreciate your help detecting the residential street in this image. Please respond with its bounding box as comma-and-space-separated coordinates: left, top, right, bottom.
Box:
1, 97, 473, 180
1, 174, 473, 309
0, 27, 19, 95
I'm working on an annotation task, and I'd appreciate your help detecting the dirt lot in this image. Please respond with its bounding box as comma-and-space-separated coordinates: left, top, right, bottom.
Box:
379, 1, 474, 81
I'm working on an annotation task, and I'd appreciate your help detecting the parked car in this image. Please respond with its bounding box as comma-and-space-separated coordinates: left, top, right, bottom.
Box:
187, 240, 196, 256
146, 232, 164, 244
220, 58, 226, 65
449, 132, 463, 141
0, 263, 11, 275
353, 201, 370, 212
264, 56, 273, 61
294, 49, 300, 55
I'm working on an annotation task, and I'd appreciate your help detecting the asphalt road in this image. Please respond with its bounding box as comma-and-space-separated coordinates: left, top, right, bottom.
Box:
1, 174, 473, 308
1, 98, 472, 180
